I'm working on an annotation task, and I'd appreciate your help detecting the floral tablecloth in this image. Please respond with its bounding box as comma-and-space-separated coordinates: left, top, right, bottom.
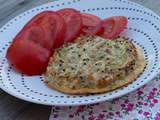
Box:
50, 76, 160, 120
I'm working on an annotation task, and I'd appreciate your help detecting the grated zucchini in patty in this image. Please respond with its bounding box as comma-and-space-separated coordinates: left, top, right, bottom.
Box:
45, 35, 145, 94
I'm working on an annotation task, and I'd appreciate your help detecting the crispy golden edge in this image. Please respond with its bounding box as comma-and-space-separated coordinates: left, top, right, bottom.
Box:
45, 48, 145, 95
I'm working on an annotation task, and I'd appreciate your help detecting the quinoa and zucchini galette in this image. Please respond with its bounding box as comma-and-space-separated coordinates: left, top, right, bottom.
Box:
45, 35, 145, 94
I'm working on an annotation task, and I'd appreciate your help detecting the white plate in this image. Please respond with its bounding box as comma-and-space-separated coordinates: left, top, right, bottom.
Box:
0, 0, 160, 106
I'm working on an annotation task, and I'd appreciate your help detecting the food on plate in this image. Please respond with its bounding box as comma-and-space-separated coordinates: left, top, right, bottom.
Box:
6, 39, 51, 75
6, 11, 65, 75
21, 11, 66, 50
45, 35, 145, 94
6, 8, 130, 77
100, 16, 128, 39
5, 7, 145, 94
57, 8, 82, 42
81, 13, 103, 35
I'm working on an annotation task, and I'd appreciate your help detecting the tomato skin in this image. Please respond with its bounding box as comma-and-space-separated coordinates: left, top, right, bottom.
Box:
18, 26, 47, 48
57, 8, 82, 42
6, 11, 66, 75
100, 16, 128, 39
6, 39, 51, 75
100, 17, 116, 39
116, 16, 128, 34
16, 11, 66, 50
81, 13, 103, 35
37, 11, 66, 49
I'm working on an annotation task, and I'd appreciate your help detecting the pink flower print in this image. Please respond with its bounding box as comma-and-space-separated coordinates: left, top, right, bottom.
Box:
97, 113, 105, 119
152, 99, 158, 104
153, 88, 158, 91
124, 99, 129, 103
69, 114, 74, 118
147, 95, 152, 99
147, 95, 153, 99
125, 103, 134, 111
109, 112, 114, 116
143, 84, 147, 88
77, 105, 85, 112
138, 101, 143, 105
115, 111, 120, 115
144, 102, 148, 106
154, 113, 160, 120
150, 103, 154, 107
137, 88, 141, 91
88, 116, 95, 120
143, 111, 150, 117
96, 118, 103, 120
89, 111, 93, 115
121, 104, 125, 108
147, 91, 155, 99
138, 110, 143, 114
150, 91, 156, 96
137, 90, 143, 95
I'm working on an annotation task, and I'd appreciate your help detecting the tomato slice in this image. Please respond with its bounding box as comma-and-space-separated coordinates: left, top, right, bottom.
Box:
38, 12, 66, 49
19, 11, 66, 50
100, 16, 128, 39
57, 8, 82, 42
19, 26, 47, 48
116, 16, 128, 34
81, 13, 103, 35
6, 11, 66, 75
6, 39, 51, 75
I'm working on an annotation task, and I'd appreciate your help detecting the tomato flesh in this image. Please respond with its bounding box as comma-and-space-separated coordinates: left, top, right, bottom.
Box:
116, 16, 128, 34
6, 39, 51, 75
100, 16, 128, 39
81, 13, 103, 35
6, 11, 65, 75
57, 8, 82, 42
23, 11, 66, 50
38, 12, 66, 49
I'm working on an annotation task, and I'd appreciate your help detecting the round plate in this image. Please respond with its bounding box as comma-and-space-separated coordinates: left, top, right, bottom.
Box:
0, 0, 160, 106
